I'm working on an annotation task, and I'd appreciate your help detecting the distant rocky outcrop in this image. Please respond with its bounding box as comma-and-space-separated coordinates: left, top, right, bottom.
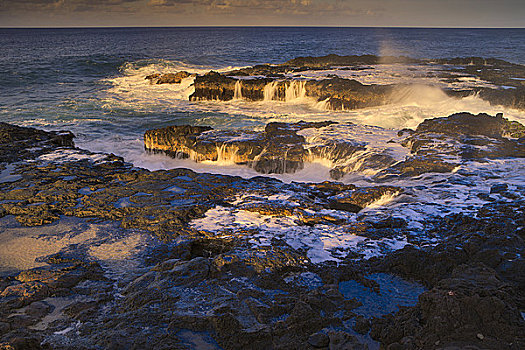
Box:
145, 71, 192, 84
147, 54, 525, 110
189, 72, 393, 110
282, 54, 419, 68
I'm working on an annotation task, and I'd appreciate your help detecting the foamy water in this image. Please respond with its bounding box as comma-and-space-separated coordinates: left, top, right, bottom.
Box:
80, 59, 525, 181
3, 56, 525, 268
92, 60, 525, 258
101, 60, 525, 129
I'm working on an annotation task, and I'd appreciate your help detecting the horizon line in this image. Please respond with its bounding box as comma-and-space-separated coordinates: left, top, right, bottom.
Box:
1, 25, 524, 29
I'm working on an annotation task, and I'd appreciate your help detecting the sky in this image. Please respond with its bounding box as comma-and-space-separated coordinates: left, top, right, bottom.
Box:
0, 0, 524, 28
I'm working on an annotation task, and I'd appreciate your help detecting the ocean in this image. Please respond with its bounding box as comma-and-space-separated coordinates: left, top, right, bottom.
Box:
1, 26, 525, 218
1, 27, 525, 177
1, 27, 524, 348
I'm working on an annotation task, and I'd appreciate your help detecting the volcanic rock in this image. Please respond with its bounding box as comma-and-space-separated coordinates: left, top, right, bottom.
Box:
0, 122, 74, 163
149, 55, 525, 111
145, 71, 192, 84
144, 121, 336, 175
377, 112, 525, 179
414, 112, 525, 139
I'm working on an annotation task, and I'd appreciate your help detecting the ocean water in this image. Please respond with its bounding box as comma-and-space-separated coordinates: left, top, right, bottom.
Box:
1, 26, 525, 179
1, 27, 525, 270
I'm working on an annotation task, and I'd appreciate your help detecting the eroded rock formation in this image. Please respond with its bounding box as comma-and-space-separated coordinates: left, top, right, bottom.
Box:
147, 54, 525, 111
145, 113, 525, 181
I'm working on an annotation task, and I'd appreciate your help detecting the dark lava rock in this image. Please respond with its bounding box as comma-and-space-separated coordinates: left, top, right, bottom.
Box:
145, 71, 192, 84
308, 332, 330, 348
145, 121, 336, 175
24, 301, 53, 318
415, 112, 525, 139
377, 155, 457, 179
328, 331, 369, 350
0, 259, 104, 314
190, 71, 239, 101
370, 265, 525, 349
143, 124, 214, 157
144, 120, 397, 179
0, 282, 49, 309
0, 122, 74, 163
189, 71, 394, 111
305, 77, 392, 110
370, 197, 525, 349
377, 112, 525, 179
353, 315, 371, 335
490, 183, 509, 194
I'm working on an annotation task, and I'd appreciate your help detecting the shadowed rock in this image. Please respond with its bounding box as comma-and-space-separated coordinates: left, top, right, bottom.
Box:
0, 123, 74, 163
376, 112, 525, 179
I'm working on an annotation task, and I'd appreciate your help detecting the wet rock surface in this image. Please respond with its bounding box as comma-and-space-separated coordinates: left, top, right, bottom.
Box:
0, 120, 524, 349
148, 54, 525, 111
0, 123, 74, 163
376, 112, 525, 179
144, 121, 337, 175
370, 197, 525, 349
145, 71, 193, 84
145, 113, 524, 181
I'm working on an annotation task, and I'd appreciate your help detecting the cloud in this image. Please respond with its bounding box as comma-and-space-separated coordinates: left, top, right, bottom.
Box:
0, 0, 376, 19
0, 0, 142, 12
148, 0, 343, 13
148, 0, 197, 5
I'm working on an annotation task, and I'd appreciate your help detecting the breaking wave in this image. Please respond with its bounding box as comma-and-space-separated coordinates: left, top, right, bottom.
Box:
102, 60, 525, 130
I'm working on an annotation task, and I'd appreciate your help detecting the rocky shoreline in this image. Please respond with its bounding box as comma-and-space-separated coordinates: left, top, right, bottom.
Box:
0, 113, 524, 349
144, 55, 525, 111
144, 113, 525, 180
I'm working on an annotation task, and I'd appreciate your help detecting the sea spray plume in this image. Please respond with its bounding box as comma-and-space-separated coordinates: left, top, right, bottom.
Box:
263, 80, 280, 101
377, 31, 415, 65
388, 84, 452, 106
285, 80, 307, 102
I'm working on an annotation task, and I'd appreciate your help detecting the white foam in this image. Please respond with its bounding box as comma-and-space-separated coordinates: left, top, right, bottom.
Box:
191, 194, 408, 264
299, 123, 409, 175
36, 149, 108, 164
98, 60, 525, 133
354, 158, 525, 229
289, 63, 498, 90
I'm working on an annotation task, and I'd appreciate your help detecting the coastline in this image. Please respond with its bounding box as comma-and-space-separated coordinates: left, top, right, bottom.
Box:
0, 110, 523, 348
